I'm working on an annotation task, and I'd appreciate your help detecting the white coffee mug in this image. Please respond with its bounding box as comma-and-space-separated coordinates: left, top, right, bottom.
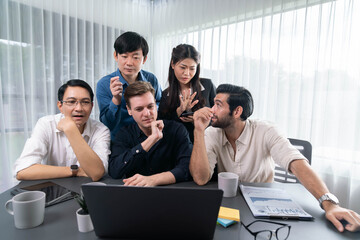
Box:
218, 172, 239, 197
5, 191, 46, 229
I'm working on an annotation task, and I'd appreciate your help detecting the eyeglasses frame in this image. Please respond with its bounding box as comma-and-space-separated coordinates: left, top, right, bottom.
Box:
60, 100, 93, 107
241, 219, 291, 240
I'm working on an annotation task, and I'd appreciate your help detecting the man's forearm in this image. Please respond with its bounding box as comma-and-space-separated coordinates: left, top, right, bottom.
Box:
65, 127, 105, 181
16, 164, 72, 180
123, 172, 176, 187
190, 129, 211, 185
290, 160, 330, 202
150, 171, 176, 186
141, 135, 159, 152
291, 159, 360, 232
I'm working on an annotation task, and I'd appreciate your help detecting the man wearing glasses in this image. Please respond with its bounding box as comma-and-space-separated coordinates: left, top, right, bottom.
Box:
190, 84, 360, 233
15, 79, 110, 182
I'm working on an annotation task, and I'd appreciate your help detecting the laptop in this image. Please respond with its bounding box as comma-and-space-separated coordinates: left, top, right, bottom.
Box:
82, 184, 223, 239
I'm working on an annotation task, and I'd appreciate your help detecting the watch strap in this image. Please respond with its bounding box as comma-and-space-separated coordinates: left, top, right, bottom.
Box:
71, 165, 79, 177
318, 193, 339, 209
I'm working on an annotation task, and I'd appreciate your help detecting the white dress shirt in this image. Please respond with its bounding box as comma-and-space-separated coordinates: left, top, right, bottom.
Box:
205, 119, 307, 182
14, 113, 111, 175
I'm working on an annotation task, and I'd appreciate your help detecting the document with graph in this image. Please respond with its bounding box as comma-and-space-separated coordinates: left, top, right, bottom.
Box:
240, 185, 313, 220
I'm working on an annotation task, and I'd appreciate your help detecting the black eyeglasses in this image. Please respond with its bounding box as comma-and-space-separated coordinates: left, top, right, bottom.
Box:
241, 220, 291, 240
61, 100, 92, 107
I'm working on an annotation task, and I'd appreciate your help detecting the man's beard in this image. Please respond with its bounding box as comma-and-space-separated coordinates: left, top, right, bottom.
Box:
211, 115, 233, 129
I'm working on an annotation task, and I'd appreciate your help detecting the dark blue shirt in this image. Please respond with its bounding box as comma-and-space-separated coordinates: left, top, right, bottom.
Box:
96, 69, 162, 140
108, 120, 192, 182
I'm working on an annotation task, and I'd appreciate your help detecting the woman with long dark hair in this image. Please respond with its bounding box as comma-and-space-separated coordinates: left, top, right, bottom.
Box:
158, 44, 216, 142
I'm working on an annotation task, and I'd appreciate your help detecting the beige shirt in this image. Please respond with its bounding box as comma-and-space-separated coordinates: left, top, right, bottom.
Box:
205, 119, 306, 182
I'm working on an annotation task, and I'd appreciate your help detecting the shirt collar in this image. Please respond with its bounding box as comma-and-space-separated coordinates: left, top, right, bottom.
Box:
55, 114, 62, 133
220, 119, 250, 146
54, 113, 91, 138
200, 82, 205, 91
82, 120, 91, 138
220, 129, 229, 147
116, 69, 144, 86
237, 119, 250, 145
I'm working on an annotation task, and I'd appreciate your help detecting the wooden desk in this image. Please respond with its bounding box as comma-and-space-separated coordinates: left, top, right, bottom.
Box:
0, 177, 359, 239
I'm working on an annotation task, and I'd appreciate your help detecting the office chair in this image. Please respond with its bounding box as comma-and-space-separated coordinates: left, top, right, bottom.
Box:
274, 138, 312, 183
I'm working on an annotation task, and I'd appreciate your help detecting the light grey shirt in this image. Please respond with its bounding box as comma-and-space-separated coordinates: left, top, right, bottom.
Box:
205, 119, 306, 182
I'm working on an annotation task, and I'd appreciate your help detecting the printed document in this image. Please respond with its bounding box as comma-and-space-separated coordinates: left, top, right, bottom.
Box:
240, 185, 313, 220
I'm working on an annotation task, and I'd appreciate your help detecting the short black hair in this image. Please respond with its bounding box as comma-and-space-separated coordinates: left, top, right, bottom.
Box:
216, 84, 254, 120
114, 31, 149, 57
58, 79, 94, 102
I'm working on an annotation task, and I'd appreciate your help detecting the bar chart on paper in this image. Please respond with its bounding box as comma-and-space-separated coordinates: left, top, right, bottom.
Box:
240, 185, 313, 220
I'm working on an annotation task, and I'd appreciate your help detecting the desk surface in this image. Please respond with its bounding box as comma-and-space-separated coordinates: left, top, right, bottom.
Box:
1, 177, 359, 240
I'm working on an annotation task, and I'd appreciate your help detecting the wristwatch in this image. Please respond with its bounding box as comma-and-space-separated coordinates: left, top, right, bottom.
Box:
318, 193, 339, 209
70, 165, 79, 177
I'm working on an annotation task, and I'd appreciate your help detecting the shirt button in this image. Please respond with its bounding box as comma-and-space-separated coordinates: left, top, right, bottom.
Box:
136, 149, 139, 153
124, 161, 127, 164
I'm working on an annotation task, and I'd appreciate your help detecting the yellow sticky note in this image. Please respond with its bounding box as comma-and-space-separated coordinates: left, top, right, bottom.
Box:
218, 206, 240, 222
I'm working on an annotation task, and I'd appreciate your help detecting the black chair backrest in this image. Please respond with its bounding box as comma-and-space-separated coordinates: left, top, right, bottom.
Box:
274, 138, 312, 183
288, 138, 312, 164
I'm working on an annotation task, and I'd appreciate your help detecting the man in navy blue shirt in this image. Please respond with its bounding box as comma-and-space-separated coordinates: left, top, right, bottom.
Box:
108, 81, 191, 186
96, 32, 161, 140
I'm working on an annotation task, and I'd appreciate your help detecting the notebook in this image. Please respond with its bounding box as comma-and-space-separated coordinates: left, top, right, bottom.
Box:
82, 184, 223, 239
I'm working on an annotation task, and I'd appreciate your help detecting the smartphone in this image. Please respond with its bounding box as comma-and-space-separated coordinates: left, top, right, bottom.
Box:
180, 112, 194, 117
11, 181, 77, 207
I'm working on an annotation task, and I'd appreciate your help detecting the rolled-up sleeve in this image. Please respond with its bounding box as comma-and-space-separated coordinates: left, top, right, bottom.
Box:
14, 118, 49, 175
204, 128, 219, 178
90, 124, 111, 173
265, 126, 307, 171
